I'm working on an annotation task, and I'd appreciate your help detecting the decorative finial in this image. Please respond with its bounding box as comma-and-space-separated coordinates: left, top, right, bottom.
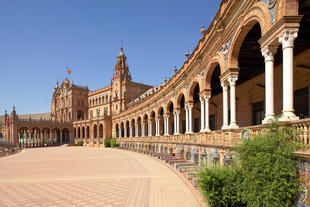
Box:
174, 66, 177, 74
200, 24, 207, 37
164, 77, 167, 83
121, 40, 123, 52
185, 51, 190, 60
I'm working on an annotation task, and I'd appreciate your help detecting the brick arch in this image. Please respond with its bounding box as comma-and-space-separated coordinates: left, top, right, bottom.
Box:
204, 54, 225, 89
188, 80, 201, 102
157, 106, 165, 116
165, 100, 174, 113
204, 60, 225, 89
227, 2, 272, 69
176, 91, 186, 108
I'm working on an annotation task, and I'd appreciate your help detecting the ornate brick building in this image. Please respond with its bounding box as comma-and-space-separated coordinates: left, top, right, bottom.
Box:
1, 0, 310, 173
1, 0, 310, 204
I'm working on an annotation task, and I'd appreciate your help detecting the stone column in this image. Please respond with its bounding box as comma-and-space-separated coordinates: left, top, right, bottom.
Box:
156, 118, 160, 136
228, 75, 239, 128
221, 81, 229, 129
173, 111, 177, 135
176, 110, 180, 134
148, 121, 152, 136
200, 97, 205, 132
40, 132, 43, 146
135, 125, 139, 137
262, 46, 277, 124
279, 30, 299, 121
204, 94, 211, 132
141, 123, 145, 137
129, 126, 132, 137
164, 115, 169, 135
49, 132, 52, 144
124, 125, 127, 138
188, 103, 193, 133
185, 106, 189, 133
119, 127, 122, 138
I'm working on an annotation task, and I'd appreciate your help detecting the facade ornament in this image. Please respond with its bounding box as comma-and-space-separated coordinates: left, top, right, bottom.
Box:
220, 39, 231, 60
174, 66, 178, 74
184, 85, 189, 91
200, 71, 205, 79
260, 0, 277, 24
185, 51, 190, 60
200, 24, 207, 37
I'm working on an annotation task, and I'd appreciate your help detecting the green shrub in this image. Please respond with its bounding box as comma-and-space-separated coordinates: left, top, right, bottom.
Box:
77, 140, 83, 146
110, 138, 119, 148
198, 120, 303, 207
237, 120, 302, 207
198, 165, 245, 207
104, 138, 111, 148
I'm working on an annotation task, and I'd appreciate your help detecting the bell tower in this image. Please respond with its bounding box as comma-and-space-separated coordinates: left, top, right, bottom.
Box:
111, 44, 132, 114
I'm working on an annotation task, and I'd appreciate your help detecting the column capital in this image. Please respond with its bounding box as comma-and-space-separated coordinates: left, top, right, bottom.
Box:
220, 68, 239, 83
261, 46, 277, 62
174, 108, 181, 114
199, 96, 205, 103
228, 75, 238, 86
185, 101, 193, 109
221, 81, 229, 90
279, 30, 298, 49
204, 94, 211, 100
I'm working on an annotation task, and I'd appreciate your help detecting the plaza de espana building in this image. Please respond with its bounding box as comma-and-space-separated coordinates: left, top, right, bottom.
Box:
1, 1, 310, 200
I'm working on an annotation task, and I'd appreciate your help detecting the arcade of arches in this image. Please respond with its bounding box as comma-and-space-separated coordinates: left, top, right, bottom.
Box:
113, 0, 310, 167
1, 0, 310, 169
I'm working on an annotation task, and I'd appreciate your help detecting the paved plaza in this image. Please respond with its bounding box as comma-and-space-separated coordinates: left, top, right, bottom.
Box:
0, 146, 200, 207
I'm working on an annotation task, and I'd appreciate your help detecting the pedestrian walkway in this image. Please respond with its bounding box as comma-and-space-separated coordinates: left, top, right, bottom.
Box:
0, 146, 201, 207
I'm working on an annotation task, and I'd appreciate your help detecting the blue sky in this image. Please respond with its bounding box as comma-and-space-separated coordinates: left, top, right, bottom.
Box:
0, 0, 222, 115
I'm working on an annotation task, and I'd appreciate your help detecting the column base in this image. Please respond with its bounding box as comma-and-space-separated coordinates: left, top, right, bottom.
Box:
279, 111, 299, 122
262, 115, 275, 124
204, 128, 211, 132
186, 131, 193, 134
229, 123, 239, 129
174, 133, 180, 135
221, 125, 229, 130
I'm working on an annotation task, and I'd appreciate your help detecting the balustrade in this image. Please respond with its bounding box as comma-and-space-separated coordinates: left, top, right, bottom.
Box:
116, 119, 310, 150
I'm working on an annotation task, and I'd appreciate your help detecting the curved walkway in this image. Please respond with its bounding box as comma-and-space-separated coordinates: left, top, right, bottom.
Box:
0, 146, 200, 207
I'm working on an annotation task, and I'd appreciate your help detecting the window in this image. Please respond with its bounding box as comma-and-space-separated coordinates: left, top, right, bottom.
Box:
90, 110, 93, 118
104, 107, 108, 115
294, 87, 309, 119
97, 109, 100, 117
252, 101, 264, 125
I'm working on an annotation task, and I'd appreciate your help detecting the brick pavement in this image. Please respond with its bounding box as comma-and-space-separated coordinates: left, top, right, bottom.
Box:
0, 146, 200, 207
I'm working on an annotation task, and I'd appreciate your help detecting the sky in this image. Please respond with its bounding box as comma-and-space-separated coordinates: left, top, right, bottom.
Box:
0, 0, 222, 115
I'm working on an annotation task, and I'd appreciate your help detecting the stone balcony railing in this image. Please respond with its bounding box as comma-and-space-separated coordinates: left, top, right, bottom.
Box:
117, 118, 310, 149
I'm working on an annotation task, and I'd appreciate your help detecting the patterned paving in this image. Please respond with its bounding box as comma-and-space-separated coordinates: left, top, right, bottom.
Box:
0, 146, 200, 207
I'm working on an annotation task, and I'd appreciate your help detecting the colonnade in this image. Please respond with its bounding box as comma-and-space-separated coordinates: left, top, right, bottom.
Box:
116, 29, 301, 138
18, 128, 70, 147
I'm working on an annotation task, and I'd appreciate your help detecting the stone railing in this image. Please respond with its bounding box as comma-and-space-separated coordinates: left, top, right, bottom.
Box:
117, 118, 310, 149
